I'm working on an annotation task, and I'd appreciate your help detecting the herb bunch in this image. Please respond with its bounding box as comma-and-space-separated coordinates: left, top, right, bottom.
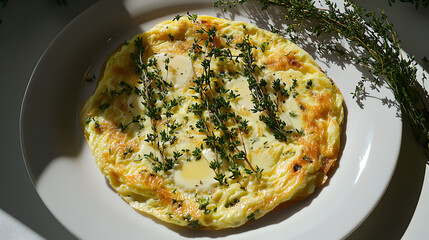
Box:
131, 37, 183, 172
187, 23, 262, 185
215, 0, 429, 157
236, 33, 293, 141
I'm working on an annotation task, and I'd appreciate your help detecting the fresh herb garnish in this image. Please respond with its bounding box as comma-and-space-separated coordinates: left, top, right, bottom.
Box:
131, 37, 182, 172
215, 0, 429, 157
187, 219, 200, 228
247, 209, 259, 221
236, 34, 292, 142
225, 197, 240, 208
197, 197, 212, 214
187, 21, 262, 185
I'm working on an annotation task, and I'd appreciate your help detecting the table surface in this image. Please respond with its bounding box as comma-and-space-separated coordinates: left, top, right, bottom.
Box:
1, 0, 428, 239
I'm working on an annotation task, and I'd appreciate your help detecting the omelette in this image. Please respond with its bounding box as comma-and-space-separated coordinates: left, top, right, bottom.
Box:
80, 15, 344, 229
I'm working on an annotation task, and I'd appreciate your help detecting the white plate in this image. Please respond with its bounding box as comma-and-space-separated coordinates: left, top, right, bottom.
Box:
20, 0, 401, 239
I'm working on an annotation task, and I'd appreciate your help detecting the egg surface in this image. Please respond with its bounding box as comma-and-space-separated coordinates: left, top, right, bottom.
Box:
80, 15, 344, 229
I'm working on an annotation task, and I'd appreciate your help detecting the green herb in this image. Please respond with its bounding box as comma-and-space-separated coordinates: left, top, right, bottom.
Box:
123, 147, 133, 157
306, 80, 313, 89
228, 163, 241, 179
192, 146, 202, 160
85, 117, 93, 125
119, 114, 144, 132
302, 155, 312, 162
187, 21, 262, 184
182, 215, 200, 228
296, 128, 305, 135
215, 0, 429, 157
187, 12, 198, 22
172, 198, 183, 208
260, 41, 269, 52
173, 15, 182, 21
167, 33, 175, 41
225, 197, 240, 208
86, 117, 100, 128
293, 164, 302, 172
247, 209, 259, 221
187, 220, 200, 228
131, 37, 181, 172
236, 34, 292, 142
197, 197, 212, 214
253, 165, 264, 179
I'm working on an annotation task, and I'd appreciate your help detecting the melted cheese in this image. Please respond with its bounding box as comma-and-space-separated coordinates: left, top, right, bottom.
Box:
155, 53, 193, 89
226, 76, 254, 111
173, 158, 217, 190
250, 144, 284, 170
279, 97, 304, 130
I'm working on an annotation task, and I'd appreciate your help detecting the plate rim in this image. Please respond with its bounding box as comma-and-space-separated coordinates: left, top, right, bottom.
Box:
19, 0, 402, 239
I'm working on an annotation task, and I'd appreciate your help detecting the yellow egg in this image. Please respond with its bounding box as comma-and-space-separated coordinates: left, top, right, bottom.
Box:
80, 15, 344, 229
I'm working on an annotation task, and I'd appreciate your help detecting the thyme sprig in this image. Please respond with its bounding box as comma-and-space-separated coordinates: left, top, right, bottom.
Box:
131, 37, 182, 172
215, 0, 429, 157
236, 34, 292, 141
188, 23, 262, 184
